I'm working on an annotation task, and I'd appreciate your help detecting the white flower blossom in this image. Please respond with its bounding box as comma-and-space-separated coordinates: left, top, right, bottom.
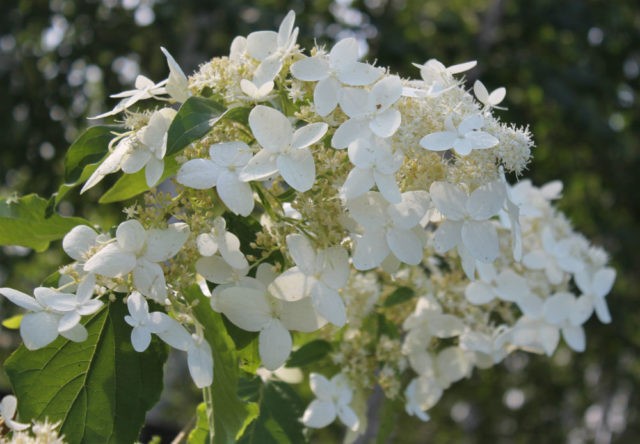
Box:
239, 105, 328, 192
177, 142, 254, 216
84, 220, 189, 303
0, 395, 30, 432
301, 373, 359, 431
420, 114, 498, 156
291, 37, 383, 116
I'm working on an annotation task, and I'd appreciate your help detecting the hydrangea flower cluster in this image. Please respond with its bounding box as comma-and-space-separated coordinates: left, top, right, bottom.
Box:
0, 10, 615, 439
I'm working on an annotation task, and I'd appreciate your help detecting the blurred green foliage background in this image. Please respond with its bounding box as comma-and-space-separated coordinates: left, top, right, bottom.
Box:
0, 0, 638, 442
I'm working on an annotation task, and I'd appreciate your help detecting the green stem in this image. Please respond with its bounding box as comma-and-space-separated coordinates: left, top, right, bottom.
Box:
203, 385, 215, 443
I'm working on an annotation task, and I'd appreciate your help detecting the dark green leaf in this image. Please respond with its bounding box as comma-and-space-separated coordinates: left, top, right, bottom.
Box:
5, 299, 167, 444
382, 286, 415, 307
238, 381, 307, 444
166, 97, 226, 156
286, 340, 332, 368
0, 194, 89, 252
183, 286, 258, 444
98, 156, 179, 203
64, 125, 122, 184
225, 106, 251, 125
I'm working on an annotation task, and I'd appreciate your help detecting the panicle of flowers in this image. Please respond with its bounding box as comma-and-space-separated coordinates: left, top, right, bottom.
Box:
0, 10, 615, 438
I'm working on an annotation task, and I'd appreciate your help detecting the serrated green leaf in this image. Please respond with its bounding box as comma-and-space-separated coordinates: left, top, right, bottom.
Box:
166, 97, 226, 156
183, 286, 259, 444
0, 194, 89, 252
285, 340, 332, 368
383, 286, 415, 307
2, 314, 22, 329
5, 299, 167, 444
98, 156, 179, 203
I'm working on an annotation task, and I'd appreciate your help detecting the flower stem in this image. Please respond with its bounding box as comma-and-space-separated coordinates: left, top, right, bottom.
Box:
203, 385, 215, 443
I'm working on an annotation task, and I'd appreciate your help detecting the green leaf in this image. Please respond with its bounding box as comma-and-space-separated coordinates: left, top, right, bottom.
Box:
0, 194, 89, 252
238, 381, 307, 444
5, 299, 167, 444
285, 340, 332, 368
187, 403, 210, 444
98, 156, 179, 203
64, 125, 122, 184
375, 397, 403, 444
183, 286, 259, 444
166, 97, 226, 156
382, 286, 415, 307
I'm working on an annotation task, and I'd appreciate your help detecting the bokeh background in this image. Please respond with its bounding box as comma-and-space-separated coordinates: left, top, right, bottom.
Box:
1, 0, 639, 442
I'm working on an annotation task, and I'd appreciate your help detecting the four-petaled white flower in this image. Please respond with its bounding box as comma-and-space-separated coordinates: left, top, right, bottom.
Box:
239, 105, 328, 192
522, 226, 584, 285
347, 191, 431, 270
195, 217, 248, 269
268, 234, 350, 327
82, 108, 177, 192
0, 280, 101, 350
420, 114, 498, 156
574, 267, 616, 324
332, 75, 403, 149
218, 264, 326, 370
541, 292, 588, 352
84, 220, 189, 303
177, 142, 255, 216
410, 59, 476, 97
291, 37, 383, 116
430, 180, 506, 278
0, 395, 30, 431
89, 74, 167, 119
301, 373, 359, 431
186, 333, 214, 388
341, 135, 404, 203
473, 80, 506, 111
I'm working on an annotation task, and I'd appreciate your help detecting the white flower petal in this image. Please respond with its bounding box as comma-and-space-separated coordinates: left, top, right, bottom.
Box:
177, 159, 220, 189
249, 105, 292, 152
63, 225, 98, 261
84, 243, 137, 278
369, 108, 401, 138
81, 138, 131, 193
144, 222, 190, 262
279, 297, 325, 332
337, 61, 383, 86
374, 170, 402, 204
286, 234, 317, 274
461, 220, 499, 263
145, 157, 164, 187
259, 320, 292, 370
291, 123, 328, 150
387, 227, 423, 265
429, 182, 467, 220
329, 38, 359, 68
420, 131, 457, 151
593, 268, 616, 298
314, 77, 340, 117
58, 312, 81, 333
127, 291, 149, 321
309, 373, 333, 399
217, 287, 271, 331
121, 148, 151, 174
465, 282, 495, 304
338, 87, 371, 119
0, 288, 42, 311
311, 281, 347, 327
133, 260, 167, 303
594, 298, 612, 324
562, 325, 586, 352
337, 405, 360, 431
238, 150, 278, 182
351, 231, 389, 271
197, 256, 237, 284
291, 56, 330, 81
346, 192, 387, 230
318, 246, 350, 289
371, 75, 403, 109
301, 399, 337, 429
331, 118, 369, 149
522, 250, 547, 270
154, 314, 192, 350
342, 168, 375, 200
432, 220, 462, 254
465, 131, 499, 149
268, 267, 313, 301
542, 292, 574, 325
187, 338, 214, 388
131, 326, 152, 352
217, 172, 254, 216
466, 181, 505, 220
60, 323, 88, 342
246, 31, 278, 61
117, 219, 146, 253
20, 312, 60, 350
388, 190, 431, 229
277, 150, 316, 192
